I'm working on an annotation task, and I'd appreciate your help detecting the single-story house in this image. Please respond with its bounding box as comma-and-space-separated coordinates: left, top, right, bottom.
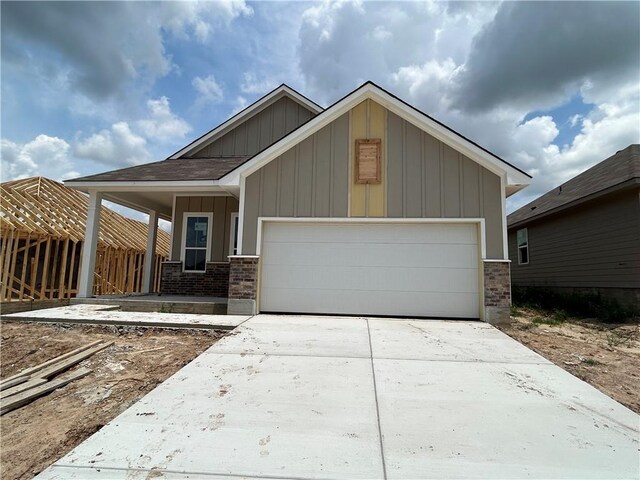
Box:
66, 81, 532, 323
508, 144, 639, 309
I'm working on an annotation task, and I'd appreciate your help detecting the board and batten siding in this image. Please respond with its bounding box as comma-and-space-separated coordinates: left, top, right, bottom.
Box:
171, 196, 239, 262
241, 99, 505, 259
189, 97, 316, 158
242, 113, 350, 253
386, 111, 504, 258
509, 190, 640, 289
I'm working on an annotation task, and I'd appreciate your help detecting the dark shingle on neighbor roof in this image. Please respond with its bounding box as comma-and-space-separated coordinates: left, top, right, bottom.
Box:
67, 157, 249, 183
508, 144, 640, 227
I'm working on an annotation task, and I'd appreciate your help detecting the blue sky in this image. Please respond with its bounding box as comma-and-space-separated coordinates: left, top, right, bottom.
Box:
2, 0, 639, 221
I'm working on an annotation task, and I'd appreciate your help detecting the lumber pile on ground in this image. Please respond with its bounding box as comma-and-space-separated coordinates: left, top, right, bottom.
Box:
0, 340, 113, 415
0, 176, 170, 301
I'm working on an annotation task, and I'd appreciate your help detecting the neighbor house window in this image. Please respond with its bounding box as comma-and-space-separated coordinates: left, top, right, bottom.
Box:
517, 228, 529, 265
229, 213, 239, 256
182, 213, 212, 272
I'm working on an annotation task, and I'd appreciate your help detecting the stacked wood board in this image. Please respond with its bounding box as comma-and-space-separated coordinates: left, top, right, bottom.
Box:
0, 340, 113, 415
0, 177, 170, 301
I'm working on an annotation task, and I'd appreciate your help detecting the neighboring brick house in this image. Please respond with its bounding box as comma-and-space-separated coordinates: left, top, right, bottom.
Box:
67, 82, 532, 323
508, 144, 640, 309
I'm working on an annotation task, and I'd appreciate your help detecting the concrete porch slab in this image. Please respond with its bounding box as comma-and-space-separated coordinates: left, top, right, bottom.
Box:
2, 304, 249, 330
37, 350, 384, 480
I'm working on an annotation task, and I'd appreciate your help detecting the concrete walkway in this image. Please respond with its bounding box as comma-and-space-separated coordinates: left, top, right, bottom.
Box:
37, 315, 639, 479
3, 304, 248, 330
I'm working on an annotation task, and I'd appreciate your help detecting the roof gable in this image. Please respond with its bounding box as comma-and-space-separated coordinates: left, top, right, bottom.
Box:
169, 84, 323, 159
219, 81, 532, 190
508, 144, 640, 227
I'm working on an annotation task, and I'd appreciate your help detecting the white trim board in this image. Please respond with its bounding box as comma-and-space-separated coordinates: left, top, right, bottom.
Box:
169, 85, 323, 159
220, 82, 531, 191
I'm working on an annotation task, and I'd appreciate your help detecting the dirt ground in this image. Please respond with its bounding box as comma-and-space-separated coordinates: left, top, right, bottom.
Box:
500, 307, 640, 414
0, 321, 224, 480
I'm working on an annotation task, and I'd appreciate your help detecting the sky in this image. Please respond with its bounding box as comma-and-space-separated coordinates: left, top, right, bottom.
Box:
2, 0, 639, 226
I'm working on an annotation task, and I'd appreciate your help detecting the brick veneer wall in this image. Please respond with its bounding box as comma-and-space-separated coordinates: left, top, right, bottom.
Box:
483, 260, 511, 324
228, 256, 259, 299
227, 256, 259, 315
160, 261, 230, 297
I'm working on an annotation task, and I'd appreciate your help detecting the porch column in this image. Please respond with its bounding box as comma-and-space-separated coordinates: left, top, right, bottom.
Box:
142, 210, 158, 294
78, 190, 102, 298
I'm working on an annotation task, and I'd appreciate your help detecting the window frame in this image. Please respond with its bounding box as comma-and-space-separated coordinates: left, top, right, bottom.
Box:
181, 212, 213, 273
517, 228, 529, 265
228, 212, 239, 257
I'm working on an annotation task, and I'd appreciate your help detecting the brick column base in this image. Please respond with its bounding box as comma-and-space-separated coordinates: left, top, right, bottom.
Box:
483, 260, 511, 325
228, 256, 259, 315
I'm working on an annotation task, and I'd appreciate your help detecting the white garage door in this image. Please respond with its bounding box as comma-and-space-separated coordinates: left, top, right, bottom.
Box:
259, 221, 481, 319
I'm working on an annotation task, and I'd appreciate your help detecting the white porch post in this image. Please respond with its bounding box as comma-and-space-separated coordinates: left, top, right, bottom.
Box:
142, 210, 158, 294
78, 190, 102, 298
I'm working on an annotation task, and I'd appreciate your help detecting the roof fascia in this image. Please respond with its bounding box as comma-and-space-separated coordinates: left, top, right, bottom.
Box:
169, 85, 323, 160
220, 83, 531, 188
508, 177, 640, 229
64, 180, 223, 192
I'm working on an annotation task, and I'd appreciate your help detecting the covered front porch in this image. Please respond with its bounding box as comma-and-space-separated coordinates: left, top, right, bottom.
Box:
72, 183, 240, 301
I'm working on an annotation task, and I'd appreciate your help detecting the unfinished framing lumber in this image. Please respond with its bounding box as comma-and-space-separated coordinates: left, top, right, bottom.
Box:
0, 339, 102, 386
1, 367, 92, 416
1, 177, 170, 302
35, 341, 113, 380
1, 377, 48, 399
0, 376, 29, 391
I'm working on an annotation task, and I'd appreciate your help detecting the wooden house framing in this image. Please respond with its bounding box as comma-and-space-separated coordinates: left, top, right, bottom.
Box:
0, 177, 169, 302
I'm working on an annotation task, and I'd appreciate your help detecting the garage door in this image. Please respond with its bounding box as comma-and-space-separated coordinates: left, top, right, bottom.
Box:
259, 221, 480, 318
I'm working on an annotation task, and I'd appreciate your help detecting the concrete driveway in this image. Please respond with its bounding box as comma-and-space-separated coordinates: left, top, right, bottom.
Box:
38, 315, 639, 479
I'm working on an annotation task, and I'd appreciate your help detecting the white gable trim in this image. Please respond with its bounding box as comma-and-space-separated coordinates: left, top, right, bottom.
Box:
169, 85, 323, 160
219, 83, 531, 189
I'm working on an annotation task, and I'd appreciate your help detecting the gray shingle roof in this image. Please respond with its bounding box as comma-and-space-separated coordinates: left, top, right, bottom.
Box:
508, 144, 640, 227
67, 157, 249, 183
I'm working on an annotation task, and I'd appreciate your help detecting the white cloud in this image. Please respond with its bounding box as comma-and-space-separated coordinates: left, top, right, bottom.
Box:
3, 1, 253, 101
1, 135, 79, 181
137, 96, 192, 141
192, 75, 225, 105
240, 72, 279, 95
75, 122, 150, 167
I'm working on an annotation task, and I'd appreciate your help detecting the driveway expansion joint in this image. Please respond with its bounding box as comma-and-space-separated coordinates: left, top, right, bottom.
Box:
366, 318, 388, 480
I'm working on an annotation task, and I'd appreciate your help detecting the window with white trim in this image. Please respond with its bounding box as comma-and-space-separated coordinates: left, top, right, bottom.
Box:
517, 228, 529, 265
229, 213, 239, 256
182, 213, 212, 272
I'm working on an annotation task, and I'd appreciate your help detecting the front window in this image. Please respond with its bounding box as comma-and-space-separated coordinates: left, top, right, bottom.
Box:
183, 214, 211, 271
517, 228, 529, 265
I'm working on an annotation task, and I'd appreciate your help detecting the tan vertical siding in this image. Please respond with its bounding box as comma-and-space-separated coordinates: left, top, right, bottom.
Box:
190, 97, 317, 158
509, 190, 640, 289
171, 196, 239, 262
242, 113, 350, 253
349, 99, 386, 217
386, 112, 504, 258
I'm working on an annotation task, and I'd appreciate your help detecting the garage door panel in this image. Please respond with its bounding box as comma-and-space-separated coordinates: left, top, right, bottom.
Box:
260, 222, 480, 319
263, 222, 477, 245
261, 242, 478, 269
261, 264, 479, 293
260, 287, 479, 318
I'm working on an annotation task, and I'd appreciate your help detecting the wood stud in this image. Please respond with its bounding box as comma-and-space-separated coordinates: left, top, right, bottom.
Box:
1, 177, 170, 302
